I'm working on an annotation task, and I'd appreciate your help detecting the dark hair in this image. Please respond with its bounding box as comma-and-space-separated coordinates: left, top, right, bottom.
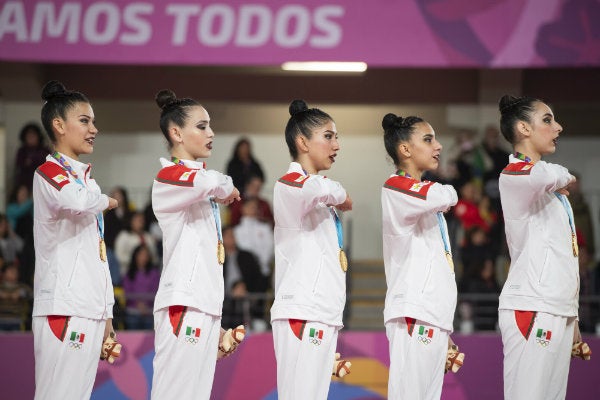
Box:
498, 95, 541, 144
382, 113, 424, 166
40, 80, 90, 143
232, 138, 252, 159
155, 89, 201, 147
19, 123, 44, 146
127, 244, 155, 281
284, 99, 333, 159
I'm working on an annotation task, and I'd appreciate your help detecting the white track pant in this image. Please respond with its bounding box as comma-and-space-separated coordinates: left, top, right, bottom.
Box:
272, 319, 339, 400
386, 317, 448, 400
499, 310, 575, 400
33, 315, 105, 400
151, 306, 221, 400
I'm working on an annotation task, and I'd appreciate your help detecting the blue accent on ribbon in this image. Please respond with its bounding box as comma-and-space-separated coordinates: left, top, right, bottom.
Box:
210, 199, 223, 242
436, 212, 451, 254
52, 152, 104, 241
554, 192, 576, 236
331, 208, 344, 249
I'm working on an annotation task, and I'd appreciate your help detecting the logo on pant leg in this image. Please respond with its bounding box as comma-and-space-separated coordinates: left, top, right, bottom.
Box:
184, 326, 201, 344
309, 328, 323, 346
535, 329, 552, 347
68, 331, 85, 349
417, 325, 434, 345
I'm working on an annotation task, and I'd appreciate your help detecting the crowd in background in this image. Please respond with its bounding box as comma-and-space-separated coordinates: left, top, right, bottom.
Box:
1, 123, 599, 332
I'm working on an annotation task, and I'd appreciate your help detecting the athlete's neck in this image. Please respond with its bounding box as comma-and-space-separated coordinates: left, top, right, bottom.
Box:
171, 148, 196, 162
514, 142, 541, 163
398, 165, 423, 181
295, 155, 318, 175
53, 145, 79, 161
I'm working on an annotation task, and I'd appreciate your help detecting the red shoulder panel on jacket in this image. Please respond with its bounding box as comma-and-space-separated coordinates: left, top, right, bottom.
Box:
156, 165, 197, 187
501, 162, 533, 176
36, 161, 70, 191
383, 176, 433, 200
278, 172, 309, 188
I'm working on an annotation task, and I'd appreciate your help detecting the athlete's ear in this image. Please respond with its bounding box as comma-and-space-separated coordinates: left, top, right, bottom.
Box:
296, 134, 309, 153
398, 142, 411, 158
516, 121, 531, 138
52, 118, 65, 138
169, 126, 183, 144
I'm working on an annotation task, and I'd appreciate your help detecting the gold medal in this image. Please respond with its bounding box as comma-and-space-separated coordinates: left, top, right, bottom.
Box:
445, 252, 454, 272
572, 234, 579, 257
99, 239, 107, 262
217, 240, 225, 265
339, 249, 348, 272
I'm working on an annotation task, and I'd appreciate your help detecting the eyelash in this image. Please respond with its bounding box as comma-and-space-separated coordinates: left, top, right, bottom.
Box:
543, 118, 551, 124
197, 125, 207, 130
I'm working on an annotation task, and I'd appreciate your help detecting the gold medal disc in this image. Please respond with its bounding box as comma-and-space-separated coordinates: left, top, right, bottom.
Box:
217, 241, 225, 265
572, 234, 579, 257
339, 249, 348, 272
100, 239, 107, 262
445, 252, 455, 272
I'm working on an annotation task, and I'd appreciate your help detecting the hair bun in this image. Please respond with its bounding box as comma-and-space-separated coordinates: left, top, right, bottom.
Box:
382, 113, 397, 130
155, 89, 178, 110
499, 95, 521, 113
41, 80, 67, 101
382, 113, 406, 130
289, 99, 308, 116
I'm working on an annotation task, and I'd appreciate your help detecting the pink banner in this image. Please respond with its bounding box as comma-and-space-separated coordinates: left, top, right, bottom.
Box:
2, 332, 600, 399
1, 0, 599, 67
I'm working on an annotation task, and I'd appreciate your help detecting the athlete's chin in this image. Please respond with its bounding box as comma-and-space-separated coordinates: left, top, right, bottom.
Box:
80, 145, 94, 155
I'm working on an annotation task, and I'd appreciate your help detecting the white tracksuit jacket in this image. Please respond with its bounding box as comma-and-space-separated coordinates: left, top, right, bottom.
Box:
32, 154, 113, 320
152, 158, 233, 316
499, 155, 579, 317
382, 174, 458, 331
270, 162, 348, 326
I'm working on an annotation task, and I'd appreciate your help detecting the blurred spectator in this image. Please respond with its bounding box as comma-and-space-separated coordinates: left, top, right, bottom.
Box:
447, 129, 477, 189
142, 191, 163, 259
6, 184, 33, 231
569, 172, 595, 258
577, 235, 598, 333
221, 226, 269, 331
115, 212, 158, 278
122, 244, 160, 330
0, 263, 32, 331
6, 186, 35, 286
479, 125, 511, 183
460, 227, 492, 288
234, 198, 274, 277
105, 187, 134, 285
229, 175, 274, 226
14, 123, 50, 190
104, 186, 134, 250
0, 214, 24, 265
226, 138, 265, 192
454, 182, 496, 232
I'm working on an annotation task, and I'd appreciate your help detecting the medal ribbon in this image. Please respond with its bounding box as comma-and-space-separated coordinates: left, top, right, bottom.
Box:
436, 212, 452, 256
210, 199, 223, 244
330, 208, 344, 251
52, 152, 105, 245
514, 152, 532, 163
554, 192, 578, 251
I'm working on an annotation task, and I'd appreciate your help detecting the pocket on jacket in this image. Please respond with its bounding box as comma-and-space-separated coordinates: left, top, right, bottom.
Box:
67, 251, 81, 288
421, 260, 433, 293
537, 247, 550, 285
